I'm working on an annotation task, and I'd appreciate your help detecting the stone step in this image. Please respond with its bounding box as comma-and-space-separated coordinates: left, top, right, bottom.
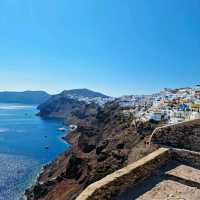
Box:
165, 164, 200, 188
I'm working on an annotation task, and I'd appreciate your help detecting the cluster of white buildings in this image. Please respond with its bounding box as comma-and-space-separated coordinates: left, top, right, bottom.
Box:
65, 85, 200, 125
81, 96, 115, 106
120, 85, 200, 125
67, 94, 115, 106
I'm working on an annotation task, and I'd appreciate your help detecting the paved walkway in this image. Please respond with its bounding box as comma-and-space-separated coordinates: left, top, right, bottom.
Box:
117, 160, 200, 200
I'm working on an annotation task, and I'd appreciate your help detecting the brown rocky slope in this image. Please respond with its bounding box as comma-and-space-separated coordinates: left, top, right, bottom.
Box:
26, 100, 159, 200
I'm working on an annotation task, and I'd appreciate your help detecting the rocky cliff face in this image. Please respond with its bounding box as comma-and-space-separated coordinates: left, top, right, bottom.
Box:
37, 89, 110, 124
38, 96, 98, 124
27, 99, 158, 200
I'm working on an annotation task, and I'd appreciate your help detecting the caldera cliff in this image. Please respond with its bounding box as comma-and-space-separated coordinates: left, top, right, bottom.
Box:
26, 90, 159, 200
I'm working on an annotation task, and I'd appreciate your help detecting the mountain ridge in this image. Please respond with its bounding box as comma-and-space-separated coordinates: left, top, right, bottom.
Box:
0, 91, 50, 104
0, 89, 110, 105
37, 89, 113, 122
60, 88, 109, 98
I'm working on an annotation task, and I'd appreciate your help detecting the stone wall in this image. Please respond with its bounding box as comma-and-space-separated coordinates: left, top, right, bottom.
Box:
150, 119, 200, 152
172, 148, 200, 168
76, 148, 170, 200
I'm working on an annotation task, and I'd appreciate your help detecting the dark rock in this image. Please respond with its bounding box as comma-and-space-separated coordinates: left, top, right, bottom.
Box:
65, 155, 84, 180
116, 143, 125, 149
81, 144, 96, 153
56, 176, 64, 182
97, 152, 109, 162
96, 141, 109, 155
112, 150, 127, 162
33, 184, 48, 199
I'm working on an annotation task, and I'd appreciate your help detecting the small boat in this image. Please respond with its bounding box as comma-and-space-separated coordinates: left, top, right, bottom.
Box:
69, 125, 77, 131
45, 146, 49, 150
58, 127, 66, 132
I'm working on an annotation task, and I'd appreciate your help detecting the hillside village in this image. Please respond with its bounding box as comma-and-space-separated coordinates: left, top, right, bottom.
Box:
60, 85, 200, 125
120, 85, 200, 124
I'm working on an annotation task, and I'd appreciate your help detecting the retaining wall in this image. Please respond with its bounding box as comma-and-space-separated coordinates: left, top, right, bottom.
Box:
150, 119, 200, 152
76, 148, 170, 200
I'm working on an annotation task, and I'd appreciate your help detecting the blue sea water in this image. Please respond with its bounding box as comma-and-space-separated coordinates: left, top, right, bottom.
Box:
0, 104, 69, 200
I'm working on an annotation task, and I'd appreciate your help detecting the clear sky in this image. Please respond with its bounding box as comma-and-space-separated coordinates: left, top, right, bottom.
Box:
0, 0, 200, 97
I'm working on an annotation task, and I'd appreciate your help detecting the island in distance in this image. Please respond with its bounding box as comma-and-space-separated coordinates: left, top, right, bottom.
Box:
0, 91, 50, 104
0, 89, 111, 105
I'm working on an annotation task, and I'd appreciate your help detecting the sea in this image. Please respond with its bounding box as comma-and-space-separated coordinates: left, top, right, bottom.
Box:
0, 103, 69, 200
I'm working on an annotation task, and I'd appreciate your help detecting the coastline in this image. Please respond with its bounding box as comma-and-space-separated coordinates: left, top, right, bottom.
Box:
24, 128, 71, 199
22, 165, 43, 200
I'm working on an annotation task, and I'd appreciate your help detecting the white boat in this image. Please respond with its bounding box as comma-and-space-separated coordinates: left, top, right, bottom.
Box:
58, 127, 66, 132
69, 125, 77, 131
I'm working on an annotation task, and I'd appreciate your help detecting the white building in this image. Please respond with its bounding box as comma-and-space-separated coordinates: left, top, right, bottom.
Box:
189, 112, 200, 120
147, 111, 168, 122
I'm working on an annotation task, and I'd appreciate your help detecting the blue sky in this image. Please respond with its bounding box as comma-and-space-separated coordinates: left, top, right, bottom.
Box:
0, 0, 200, 97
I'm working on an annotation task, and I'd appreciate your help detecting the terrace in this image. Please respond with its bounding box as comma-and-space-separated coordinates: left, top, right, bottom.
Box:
118, 149, 200, 200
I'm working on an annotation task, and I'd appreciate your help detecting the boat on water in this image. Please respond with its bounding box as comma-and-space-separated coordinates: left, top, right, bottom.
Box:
58, 127, 66, 132
58, 125, 77, 132
69, 124, 77, 131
